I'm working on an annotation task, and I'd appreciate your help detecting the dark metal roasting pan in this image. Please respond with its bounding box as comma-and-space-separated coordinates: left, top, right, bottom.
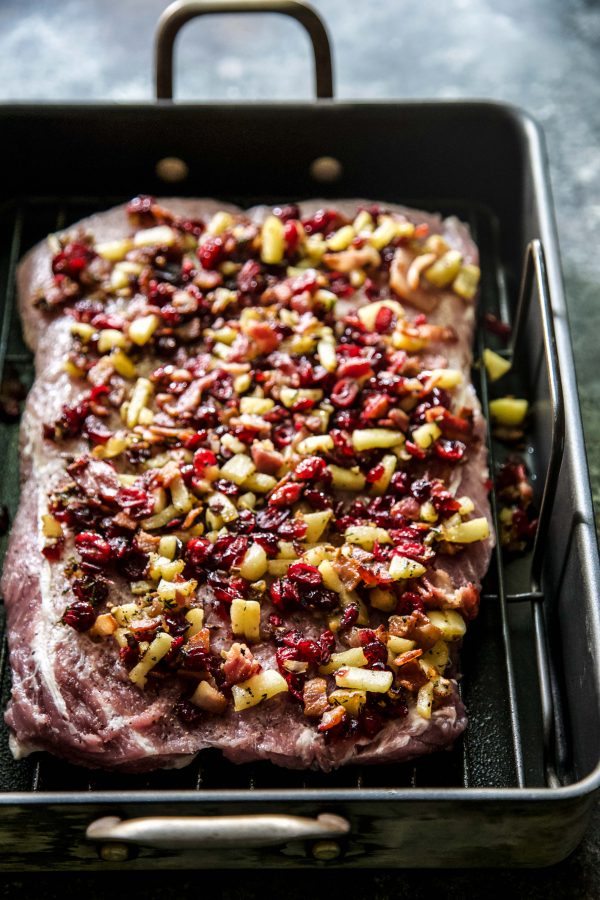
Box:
0, 0, 598, 871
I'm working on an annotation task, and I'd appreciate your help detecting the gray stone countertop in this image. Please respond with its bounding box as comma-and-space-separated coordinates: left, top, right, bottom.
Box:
0, 0, 599, 895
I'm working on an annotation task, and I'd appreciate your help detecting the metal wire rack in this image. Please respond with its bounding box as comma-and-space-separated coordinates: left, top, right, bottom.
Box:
0, 195, 567, 796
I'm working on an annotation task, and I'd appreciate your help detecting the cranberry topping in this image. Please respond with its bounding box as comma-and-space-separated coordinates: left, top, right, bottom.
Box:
75, 532, 112, 566
62, 601, 96, 632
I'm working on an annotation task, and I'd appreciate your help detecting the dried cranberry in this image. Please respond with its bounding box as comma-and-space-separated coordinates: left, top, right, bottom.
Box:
115, 486, 155, 518
186, 537, 211, 567
116, 551, 148, 581
52, 242, 95, 281
287, 563, 322, 586
294, 456, 327, 481
337, 358, 373, 379
197, 236, 224, 270
193, 448, 217, 477
390, 471, 410, 495
299, 586, 339, 611
304, 489, 333, 511
434, 439, 466, 462
72, 575, 109, 606
269, 482, 302, 508
255, 507, 290, 532
366, 463, 385, 484
62, 601, 95, 632
302, 208, 339, 235
119, 643, 140, 668
360, 636, 388, 669
484, 313, 512, 340
209, 370, 233, 401
405, 440, 427, 460
283, 220, 301, 254
330, 429, 355, 459
331, 378, 359, 409
163, 635, 185, 665
270, 578, 301, 609
83, 415, 112, 445
219, 535, 249, 569
273, 204, 300, 223
397, 591, 424, 614
411, 479, 431, 501
272, 422, 295, 448
180, 645, 211, 671
374, 305, 395, 333
75, 532, 112, 566
237, 259, 264, 295
174, 699, 203, 726
359, 707, 385, 738
338, 604, 359, 631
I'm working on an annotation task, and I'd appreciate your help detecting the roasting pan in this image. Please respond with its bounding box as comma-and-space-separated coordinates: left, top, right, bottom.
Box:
0, 0, 598, 870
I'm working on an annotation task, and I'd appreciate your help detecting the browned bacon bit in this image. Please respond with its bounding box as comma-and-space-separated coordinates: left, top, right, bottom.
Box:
484, 312, 512, 341
388, 611, 442, 650
222, 643, 262, 686
303, 678, 329, 718
318, 705, 347, 733
496, 458, 538, 552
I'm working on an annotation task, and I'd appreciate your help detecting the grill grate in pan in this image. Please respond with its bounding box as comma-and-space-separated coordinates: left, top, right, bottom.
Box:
0, 196, 563, 795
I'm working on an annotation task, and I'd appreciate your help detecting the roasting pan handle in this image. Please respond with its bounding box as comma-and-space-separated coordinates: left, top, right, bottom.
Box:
155, 0, 334, 100
87, 812, 349, 851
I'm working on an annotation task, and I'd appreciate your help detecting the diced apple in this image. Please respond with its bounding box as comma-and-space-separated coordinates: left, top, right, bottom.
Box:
345, 525, 392, 549
260, 215, 285, 265
370, 454, 397, 495
489, 397, 528, 426
335, 666, 393, 693
42, 514, 63, 538
420, 501, 438, 523
318, 559, 344, 594
297, 434, 334, 455
442, 517, 490, 544
208, 492, 238, 524
328, 465, 366, 491
317, 338, 337, 372
388, 555, 427, 580
111, 349, 137, 379
129, 314, 160, 346
319, 648, 368, 675
134, 225, 177, 248
328, 689, 367, 716
230, 599, 261, 642
457, 496, 475, 515
267, 559, 292, 576
369, 216, 399, 250
170, 474, 193, 513
369, 587, 397, 612
158, 535, 179, 560
185, 607, 205, 638
483, 348, 511, 382
416, 680, 435, 719
327, 225, 355, 251
301, 510, 333, 543
427, 609, 467, 640
141, 503, 178, 531
96, 238, 133, 261
387, 635, 416, 654
220, 453, 256, 485
453, 264, 481, 300
190, 680, 228, 713
239, 397, 275, 415
157, 578, 197, 601
243, 473, 277, 493
126, 377, 153, 428
352, 428, 404, 451
129, 632, 173, 688
353, 210, 374, 232
412, 422, 441, 449
207, 211, 234, 235
428, 368, 463, 389
232, 669, 288, 711
280, 387, 322, 408
97, 328, 126, 353
421, 640, 449, 673
424, 250, 462, 287
70, 321, 95, 341
239, 543, 268, 580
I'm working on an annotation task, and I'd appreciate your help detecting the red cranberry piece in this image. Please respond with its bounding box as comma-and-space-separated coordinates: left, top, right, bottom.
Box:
397, 591, 424, 614
269, 482, 302, 508
255, 507, 290, 532
366, 463, 385, 484
374, 305, 395, 333
180, 646, 211, 671
304, 489, 333, 511
331, 378, 359, 409
174, 699, 203, 726
272, 422, 295, 448
484, 313, 512, 340
302, 208, 339, 235
273, 204, 300, 222
294, 456, 327, 481
338, 603, 359, 631
120, 643, 140, 667
337, 358, 373, 380
405, 440, 427, 460
330, 429, 355, 458
390, 472, 410, 495
237, 259, 264, 295
359, 707, 385, 738
116, 486, 155, 518
299, 586, 339, 611
117, 550, 149, 581
284, 220, 301, 254
62, 601, 96, 632
197, 236, 224, 270
75, 532, 112, 566
361, 393, 389, 421
186, 536, 211, 566
328, 274, 354, 298
209, 370, 233, 401
52, 242, 95, 281
434, 439, 466, 462
287, 563, 322, 586
220, 535, 249, 569
83, 415, 112, 446
193, 449, 217, 477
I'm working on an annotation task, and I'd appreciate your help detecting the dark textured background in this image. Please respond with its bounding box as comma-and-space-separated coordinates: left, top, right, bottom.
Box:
0, 0, 599, 895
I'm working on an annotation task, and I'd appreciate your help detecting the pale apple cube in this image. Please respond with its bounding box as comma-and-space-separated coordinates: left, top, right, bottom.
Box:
111, 349, 137, 379
429, 368, 463, 389
335, 666, 393, 693
369, 587, 397, 612
190, 680, 228, 713
412, 422, 441, 449
230, 599, 261, 642
389, 555, 427, 580
370, 216, 398, 250
422, 640, 450, 673
453, 264, 481, 300
420, 501, 438, 523
260, 215, 285, 265
170, 475, 193, 513
489, 397, 528, 426
70, 321, 95, 341
428, 609, 467, 641
129, 632, 174, 689
243, 472, 277, 493
239, 397, 275, 415
267, 559, 292, 576
207, 211, 234, 235
442, 517, 490, 544
318, 559, 344, 593
301, 510, 333, 543
239, 543, 268, 580
387, 635, 416, 654
457, 496, 475, 515
319, 648, 368, 675
416, 681, 435, 719
96, 238, 133, 261
370, 454, 397, 496
317, 338, 338, 372
232, 669, 288, 711
126, 377, 153, 428
42, 514, 63, 538
345, 525, 392, 549
328, 689, 367, 716
298, 434, 334, 455
352, 428, 404, 451
129, 314, 160, 346
220, 453, 256, 485
483, 348, 511, 382
185, 607, 205, 638
141, 503, 178, 530
328, 465, 366, 491
133, 225, 177, 248
158, 535, 179, 560
424, 250, 462, 288
208, 492, 238, 523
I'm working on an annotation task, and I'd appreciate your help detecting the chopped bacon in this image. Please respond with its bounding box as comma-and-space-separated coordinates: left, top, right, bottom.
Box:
388, 610, 442, 650
251, 441, 284, 475
303, 678, 329, 718
396, 659, 429, 693
222, 642, 262, 686
67, 456, 120, 504
456, 583, 480, 621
